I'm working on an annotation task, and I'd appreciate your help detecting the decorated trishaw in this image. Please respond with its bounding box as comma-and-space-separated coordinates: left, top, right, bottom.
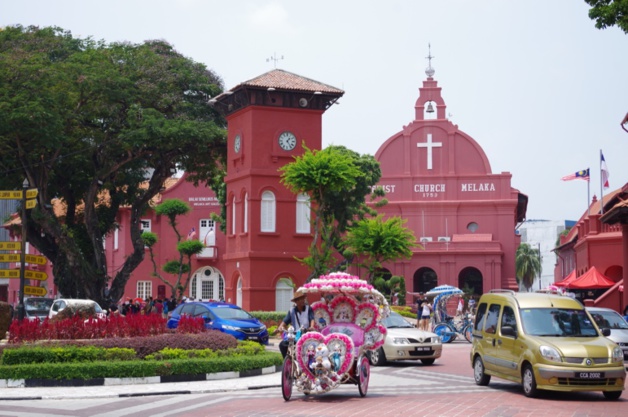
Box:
426, 285, 474, 343
281, 272, 390, 401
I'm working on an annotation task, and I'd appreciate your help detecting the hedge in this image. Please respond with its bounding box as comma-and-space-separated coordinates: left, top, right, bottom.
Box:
0, 351, 282, 380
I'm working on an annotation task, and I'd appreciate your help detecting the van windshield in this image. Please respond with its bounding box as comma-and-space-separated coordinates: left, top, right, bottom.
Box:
520, 308, 598, 337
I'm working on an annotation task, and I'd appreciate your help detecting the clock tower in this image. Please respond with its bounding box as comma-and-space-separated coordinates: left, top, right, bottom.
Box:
212, 69, 343, 310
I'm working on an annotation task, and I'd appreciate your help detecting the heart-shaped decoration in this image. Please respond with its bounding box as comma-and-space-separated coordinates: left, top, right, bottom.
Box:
296, 331, 355, 381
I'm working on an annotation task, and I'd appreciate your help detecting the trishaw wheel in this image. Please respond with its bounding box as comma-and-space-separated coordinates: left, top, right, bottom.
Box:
357, 356, 370, 397
434, 323, 454, 343
463, 324, 473, 343
281, 355, 294, 401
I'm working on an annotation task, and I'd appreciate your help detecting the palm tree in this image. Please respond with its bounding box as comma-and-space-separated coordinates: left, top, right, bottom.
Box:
516, 243, 542, 291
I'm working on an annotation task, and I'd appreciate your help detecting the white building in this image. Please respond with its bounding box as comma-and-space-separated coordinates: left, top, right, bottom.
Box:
517, 219, 575, 291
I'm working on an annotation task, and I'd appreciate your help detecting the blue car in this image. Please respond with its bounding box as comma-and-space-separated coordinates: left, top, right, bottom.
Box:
167, 301, 269, 345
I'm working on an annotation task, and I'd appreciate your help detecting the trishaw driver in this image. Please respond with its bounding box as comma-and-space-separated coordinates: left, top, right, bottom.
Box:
275, 290, 316, 358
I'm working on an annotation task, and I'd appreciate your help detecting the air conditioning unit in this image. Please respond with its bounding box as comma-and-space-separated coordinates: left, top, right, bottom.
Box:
438, 236, 451, 242
419, 237, 432, 243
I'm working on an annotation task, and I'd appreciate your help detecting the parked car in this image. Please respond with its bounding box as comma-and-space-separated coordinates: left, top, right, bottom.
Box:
587, 307, 628, 363
48, 299, 106, 321
367, 311, 442, 366
470, 290, 625, 400
167, 301, 269, 345
23, 297, 54, 321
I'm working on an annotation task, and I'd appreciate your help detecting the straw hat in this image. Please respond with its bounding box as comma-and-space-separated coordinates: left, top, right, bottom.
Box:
291, 291, 307, 302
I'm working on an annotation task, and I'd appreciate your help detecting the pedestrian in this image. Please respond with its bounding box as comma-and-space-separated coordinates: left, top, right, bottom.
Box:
468, 296, 476, 315
415, 292, 425, 327
456, 296, 464, 316
275, 290, 315, 358
419, 299, 432, 331
108, 304, 124, 317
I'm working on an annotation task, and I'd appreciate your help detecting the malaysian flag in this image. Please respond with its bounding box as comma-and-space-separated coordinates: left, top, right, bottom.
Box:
561, 168, 590, 181
186, 227, 196, 240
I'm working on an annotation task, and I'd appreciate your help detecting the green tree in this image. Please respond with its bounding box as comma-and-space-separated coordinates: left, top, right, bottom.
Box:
142, 199, 204, 300
343, 215, 416, 283
585, 0, 628, 34
0, 26, 227, 306
515, 243, 542, 291
280, 145, 381, 278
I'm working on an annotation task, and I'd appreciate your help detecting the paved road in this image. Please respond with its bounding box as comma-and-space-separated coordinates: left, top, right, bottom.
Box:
0, 341, 626, 416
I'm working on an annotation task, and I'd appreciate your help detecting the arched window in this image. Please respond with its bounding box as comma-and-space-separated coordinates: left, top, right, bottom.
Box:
296, 193, 310, 234
236, 276, 242, 307
243, 193, 248, 233
231, 196, 236, 235
261, 191, 276, 232
275, 278, 294, 311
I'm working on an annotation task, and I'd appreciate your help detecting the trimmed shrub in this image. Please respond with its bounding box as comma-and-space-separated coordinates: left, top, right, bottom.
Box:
0, 352, 283, 380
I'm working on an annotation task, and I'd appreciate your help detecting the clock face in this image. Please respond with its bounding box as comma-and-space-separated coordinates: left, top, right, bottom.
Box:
278, 131, 297, 151
234, 134, 241, 153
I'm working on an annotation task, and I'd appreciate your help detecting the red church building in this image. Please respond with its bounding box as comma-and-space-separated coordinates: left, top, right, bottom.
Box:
368, 63, 526, 297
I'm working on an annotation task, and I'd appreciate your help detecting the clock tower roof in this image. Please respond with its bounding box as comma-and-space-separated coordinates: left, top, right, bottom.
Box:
210, 69, 344, 115
241, 69, 344, 95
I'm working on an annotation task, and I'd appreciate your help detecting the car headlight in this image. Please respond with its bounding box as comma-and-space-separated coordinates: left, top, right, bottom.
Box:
612, 346, 623, 362
539, 345, 562, 362
432, 336, 441, 344
221, 324, 239, 331
260, 324, 266, 331
392, 338, 411, 345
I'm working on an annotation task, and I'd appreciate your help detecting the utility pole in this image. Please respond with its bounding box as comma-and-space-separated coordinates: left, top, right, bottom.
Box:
538, 242, 542, 290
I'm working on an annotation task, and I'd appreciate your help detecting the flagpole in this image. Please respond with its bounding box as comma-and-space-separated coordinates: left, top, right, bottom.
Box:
600, 149, 604, 215
587, 171, 590, 216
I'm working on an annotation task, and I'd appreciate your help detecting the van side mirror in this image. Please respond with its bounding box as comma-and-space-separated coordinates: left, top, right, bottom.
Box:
601, 328, 611, 337
501, 326, 517, 338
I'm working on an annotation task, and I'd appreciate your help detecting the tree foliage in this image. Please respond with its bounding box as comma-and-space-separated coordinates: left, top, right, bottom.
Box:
279, 145, 382, 279
515, 243, 542, 291
0, 26, 227, 306
143, 199, 204, 299
585, 0, 628, 34
343, 216, 416, 283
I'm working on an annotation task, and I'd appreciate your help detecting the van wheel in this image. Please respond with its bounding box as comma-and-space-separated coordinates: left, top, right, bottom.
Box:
522, 364, 539, 398
473, 356, 490, 386
602, 391, 622, 400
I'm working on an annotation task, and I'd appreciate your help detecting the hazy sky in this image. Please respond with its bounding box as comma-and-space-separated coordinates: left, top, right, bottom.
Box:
2, 0, 627, 222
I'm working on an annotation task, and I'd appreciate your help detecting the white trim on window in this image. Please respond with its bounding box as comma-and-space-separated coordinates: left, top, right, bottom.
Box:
296, 193, 310, 234
261, 191, 276, 232
243, 193, 248, 233
231, 196, 236, 235
137, 281, 152, 300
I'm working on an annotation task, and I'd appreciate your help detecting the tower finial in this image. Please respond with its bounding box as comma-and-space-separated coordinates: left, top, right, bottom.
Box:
266, 52, 284, 69
425, 43, 435, 78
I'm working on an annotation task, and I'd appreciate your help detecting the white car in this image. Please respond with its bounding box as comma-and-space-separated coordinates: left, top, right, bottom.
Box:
48, 299, 106, 320
368, 311, 442, 366
587, 307, 628, 363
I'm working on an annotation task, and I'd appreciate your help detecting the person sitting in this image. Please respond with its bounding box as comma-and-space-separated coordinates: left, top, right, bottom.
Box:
275, 291, 316, 358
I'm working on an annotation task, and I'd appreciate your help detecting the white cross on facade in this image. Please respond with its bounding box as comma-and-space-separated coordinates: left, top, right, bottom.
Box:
417, 134, 442, 170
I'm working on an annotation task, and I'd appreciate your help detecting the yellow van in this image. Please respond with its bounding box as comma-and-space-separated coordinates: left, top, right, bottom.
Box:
470, 290, 625, 399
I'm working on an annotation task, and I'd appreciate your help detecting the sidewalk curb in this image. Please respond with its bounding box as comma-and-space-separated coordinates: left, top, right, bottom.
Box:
0, 364, 281, 393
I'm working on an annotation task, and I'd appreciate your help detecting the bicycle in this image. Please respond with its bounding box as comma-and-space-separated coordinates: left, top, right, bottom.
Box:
433, 313, 474, 343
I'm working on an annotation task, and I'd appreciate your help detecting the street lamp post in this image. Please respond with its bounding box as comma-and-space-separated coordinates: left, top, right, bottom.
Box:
538, 242, 542, 290
17, 178, 29, 321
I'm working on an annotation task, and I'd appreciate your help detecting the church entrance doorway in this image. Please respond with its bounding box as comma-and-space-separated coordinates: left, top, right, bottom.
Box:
458, 267, 483, 295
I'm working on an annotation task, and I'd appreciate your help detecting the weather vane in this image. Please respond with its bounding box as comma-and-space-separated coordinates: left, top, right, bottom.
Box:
267, 52, 284, 68
425, 43, 435, 78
